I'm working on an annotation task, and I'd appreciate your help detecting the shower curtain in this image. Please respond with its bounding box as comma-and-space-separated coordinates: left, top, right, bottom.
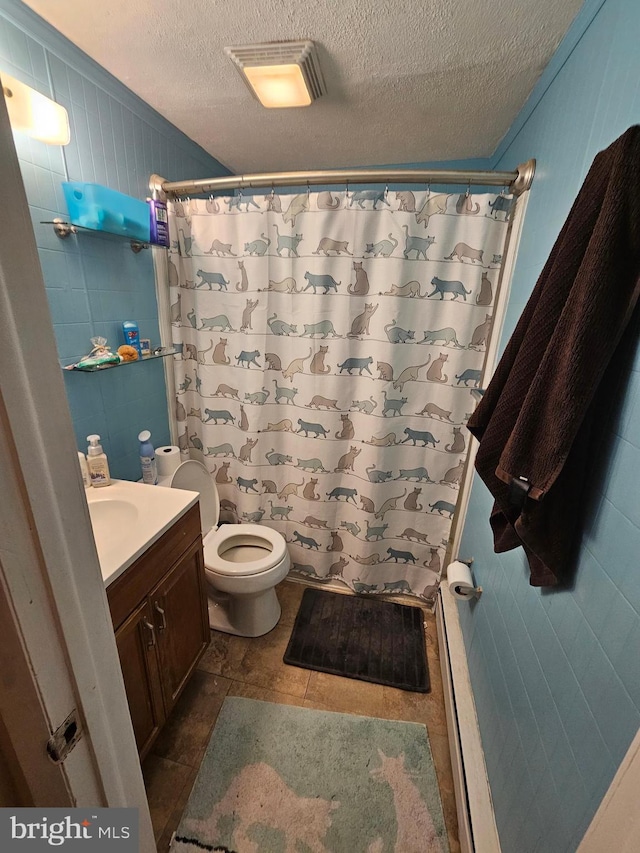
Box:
167, 188, 512, 606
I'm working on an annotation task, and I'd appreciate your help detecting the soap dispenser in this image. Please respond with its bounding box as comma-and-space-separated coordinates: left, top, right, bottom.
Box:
86, 435, 111, 487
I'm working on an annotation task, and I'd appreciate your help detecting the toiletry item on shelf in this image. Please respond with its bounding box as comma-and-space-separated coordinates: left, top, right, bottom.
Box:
77, 451, 91, 488
70, 336, 122, 370
138, 430, 158, 485
73, 353, 121, 370
139, 338, 151, 357
148, 198, 170, 247
122, 321, 142, 357
62, 182, 150, 242
86, 435, 111, 487
117, 344, 138, 362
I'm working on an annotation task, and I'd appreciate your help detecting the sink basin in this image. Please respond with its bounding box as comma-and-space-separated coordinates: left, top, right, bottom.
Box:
85, 479, 199, 586
88, 498, 140, 564
89, 497, 139, 529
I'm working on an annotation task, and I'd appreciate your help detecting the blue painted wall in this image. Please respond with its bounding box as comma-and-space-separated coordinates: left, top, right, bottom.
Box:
458, 1, 640, 850
0, 0, 229, 479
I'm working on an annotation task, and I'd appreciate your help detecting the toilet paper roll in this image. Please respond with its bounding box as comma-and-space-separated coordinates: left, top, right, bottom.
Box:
156, 445, 181, 478
447, 560, 477, 600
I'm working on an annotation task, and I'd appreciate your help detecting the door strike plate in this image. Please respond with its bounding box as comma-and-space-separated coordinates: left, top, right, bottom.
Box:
46, 709, 82, 764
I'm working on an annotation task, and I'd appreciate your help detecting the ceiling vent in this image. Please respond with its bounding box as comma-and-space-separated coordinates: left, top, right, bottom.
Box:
224, 40, 326, 108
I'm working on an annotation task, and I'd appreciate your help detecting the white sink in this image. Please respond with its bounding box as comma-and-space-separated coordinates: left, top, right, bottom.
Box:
86, 479, 199, 587
89, 497, 140, 530
88, 498, 140, 571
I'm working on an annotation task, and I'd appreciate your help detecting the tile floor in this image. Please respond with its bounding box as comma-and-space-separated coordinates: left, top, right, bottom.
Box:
143, 581, 461, 852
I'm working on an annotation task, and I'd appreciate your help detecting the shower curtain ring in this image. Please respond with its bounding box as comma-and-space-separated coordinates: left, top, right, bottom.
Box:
426, 183, 431, 198
465, 181, 471, 198
306, 181, 311, 196
269, 184, 275, 199
384, 184, 389, 198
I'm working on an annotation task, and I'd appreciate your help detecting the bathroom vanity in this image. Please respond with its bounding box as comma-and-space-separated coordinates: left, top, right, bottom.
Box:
88, 481, 209, 759
106, 504, 208, 758
106, 503, 208, 758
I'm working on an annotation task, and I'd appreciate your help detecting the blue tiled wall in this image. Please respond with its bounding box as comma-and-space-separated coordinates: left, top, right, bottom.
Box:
0, 0, 229, 479
458, 0, 640, 850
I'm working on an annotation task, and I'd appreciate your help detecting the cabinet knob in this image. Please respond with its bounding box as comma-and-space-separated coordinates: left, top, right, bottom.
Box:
143, 618, 156, 647
154, 601, 167, 630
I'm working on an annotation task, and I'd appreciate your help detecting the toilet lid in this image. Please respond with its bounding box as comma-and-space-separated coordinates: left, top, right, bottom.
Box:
203, 523, 287, 576
170, 460, 219, 532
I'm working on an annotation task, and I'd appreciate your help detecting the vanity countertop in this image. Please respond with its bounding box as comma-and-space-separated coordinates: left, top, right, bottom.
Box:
86, 479, 199, 587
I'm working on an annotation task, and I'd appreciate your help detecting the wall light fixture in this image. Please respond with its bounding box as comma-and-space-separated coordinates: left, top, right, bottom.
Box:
2, 72, 70, 145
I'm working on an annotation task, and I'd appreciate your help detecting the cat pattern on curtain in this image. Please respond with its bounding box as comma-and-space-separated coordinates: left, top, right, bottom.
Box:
168, 189, 512, 606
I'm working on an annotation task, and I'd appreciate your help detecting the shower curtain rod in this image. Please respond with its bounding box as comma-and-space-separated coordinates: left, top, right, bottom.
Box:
150, 159, 535, 199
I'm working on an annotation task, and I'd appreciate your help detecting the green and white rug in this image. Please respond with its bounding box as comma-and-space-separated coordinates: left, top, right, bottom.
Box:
170, 697, 449, 853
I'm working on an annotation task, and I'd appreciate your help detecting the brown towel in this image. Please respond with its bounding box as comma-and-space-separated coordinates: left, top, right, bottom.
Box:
468, 126, 640, 586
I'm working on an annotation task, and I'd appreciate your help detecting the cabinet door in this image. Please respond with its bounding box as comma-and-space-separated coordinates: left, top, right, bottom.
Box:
114, 599, 165, 759
151, 538, 209, 713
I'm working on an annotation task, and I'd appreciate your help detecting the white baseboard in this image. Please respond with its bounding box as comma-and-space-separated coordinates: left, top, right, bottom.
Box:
437, 586, 501, 853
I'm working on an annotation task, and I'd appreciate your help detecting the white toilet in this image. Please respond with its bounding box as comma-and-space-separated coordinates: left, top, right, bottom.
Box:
158, 460, 290, 637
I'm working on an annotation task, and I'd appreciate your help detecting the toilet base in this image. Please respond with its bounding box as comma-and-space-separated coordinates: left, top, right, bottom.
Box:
207, 586, 282, 637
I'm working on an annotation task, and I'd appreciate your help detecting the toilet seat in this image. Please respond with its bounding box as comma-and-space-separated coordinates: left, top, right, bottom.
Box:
204, 524, 287, 576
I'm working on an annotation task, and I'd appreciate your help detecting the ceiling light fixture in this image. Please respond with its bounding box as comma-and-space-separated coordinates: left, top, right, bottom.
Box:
225, 41, 325, 109
1, 72, 70, 145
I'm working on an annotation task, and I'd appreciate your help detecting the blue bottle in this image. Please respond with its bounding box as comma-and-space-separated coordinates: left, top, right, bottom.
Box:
138, 430, 158, 485
122, 321, 142, 356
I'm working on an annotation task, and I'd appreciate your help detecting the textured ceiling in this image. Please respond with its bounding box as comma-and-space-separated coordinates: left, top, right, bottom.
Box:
23, 0, 582, 173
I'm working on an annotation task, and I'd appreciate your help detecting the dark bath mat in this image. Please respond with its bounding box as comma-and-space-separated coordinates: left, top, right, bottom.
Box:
284, 588, 430, 692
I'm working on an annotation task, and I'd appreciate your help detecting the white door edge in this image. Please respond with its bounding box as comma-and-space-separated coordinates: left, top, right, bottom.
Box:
0, 83, 155, 850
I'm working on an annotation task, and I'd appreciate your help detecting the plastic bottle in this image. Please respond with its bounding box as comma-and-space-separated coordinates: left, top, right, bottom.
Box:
86, 435, 111, 487
148, 198, 170, 247
138, 430, 158, 485
122, 321, 142, 357
77, 451, 91, 488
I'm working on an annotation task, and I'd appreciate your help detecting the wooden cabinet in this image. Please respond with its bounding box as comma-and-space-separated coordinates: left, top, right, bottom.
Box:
152, 537, 207, 710
107, 504, 208, 758
114, 600, 164, 756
